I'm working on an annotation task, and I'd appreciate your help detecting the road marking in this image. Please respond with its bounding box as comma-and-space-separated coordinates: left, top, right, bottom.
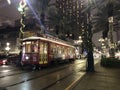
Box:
65, 73, 85, 90
65, 59, 99, 90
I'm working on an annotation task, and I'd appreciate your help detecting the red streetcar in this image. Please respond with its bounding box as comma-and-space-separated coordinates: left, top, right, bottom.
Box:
21, 35, 76, 68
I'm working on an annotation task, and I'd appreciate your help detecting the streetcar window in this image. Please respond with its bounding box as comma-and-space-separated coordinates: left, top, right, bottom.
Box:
31, 41, 38, 53
23, 41, 38, 53
50, 44, 55, 54
40, 42, 48, 54
26, 43, 31, 53
22, 41, 31, 53
68, 48, 74, 58
40, 42, 44, 54
44, 43, 47, 54
58, 47, 62, 54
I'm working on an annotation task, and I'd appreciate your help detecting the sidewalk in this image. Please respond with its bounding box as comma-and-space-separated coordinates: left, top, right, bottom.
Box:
72, 62, 120, 90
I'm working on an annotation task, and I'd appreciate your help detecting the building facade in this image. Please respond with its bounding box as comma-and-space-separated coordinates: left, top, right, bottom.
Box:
55, 0, 85, 40
0, 26, 19, 54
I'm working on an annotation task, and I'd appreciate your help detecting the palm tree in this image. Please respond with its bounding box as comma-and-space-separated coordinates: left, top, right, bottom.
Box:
47, 1, 76, 40
92, 0, 120, 57
47, 5, 67, 39
92, 7, 109, 39
80, 0, 120, 72
92, 0, 120, 39
115, 3, 120, 19
81, 0, 97, 72
95, 0, 120, 30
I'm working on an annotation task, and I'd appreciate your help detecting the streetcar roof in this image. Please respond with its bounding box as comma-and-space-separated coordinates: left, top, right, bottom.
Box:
23, 36, 75, 48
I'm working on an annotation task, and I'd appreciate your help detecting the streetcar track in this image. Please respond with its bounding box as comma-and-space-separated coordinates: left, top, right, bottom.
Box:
4, 61, 85, 88
0, 66, 21, 72
0, 71, 30, 78
0, 66, 32, 78
0, 68, 22, 73
41, 65, 86, 90
41, 72, 74, 90
0, 61, 83, 78
41, 60, 99, 90
41, 66, 86, 89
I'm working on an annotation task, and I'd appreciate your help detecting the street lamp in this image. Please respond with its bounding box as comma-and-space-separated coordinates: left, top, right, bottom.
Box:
5, 42, 10, 55
98, 38, 104, 47
108, 16, 115, 57
74, 36, 83, 59
108, 16, 114, 44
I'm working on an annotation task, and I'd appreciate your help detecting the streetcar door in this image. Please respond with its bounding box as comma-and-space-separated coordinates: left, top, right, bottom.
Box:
39, 41, 48, 64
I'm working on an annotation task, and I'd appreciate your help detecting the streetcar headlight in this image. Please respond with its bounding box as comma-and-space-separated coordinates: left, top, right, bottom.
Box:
25, 56, 29, 60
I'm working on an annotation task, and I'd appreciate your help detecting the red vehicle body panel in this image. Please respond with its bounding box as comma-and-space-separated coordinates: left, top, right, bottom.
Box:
21, 36, 76, 67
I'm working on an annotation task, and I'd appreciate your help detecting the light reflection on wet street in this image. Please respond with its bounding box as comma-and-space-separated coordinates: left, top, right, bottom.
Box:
0, 59, 99, 90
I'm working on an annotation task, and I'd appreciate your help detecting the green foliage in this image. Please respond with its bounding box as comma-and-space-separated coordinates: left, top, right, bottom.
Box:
101, 57, 120, 68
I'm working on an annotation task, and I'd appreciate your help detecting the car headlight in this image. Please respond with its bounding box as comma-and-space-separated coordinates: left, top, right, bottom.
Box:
3, 60, 7, 64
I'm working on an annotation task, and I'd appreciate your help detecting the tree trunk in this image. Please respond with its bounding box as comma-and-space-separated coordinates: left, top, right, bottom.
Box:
86, 51, 95, 72
86, 12, 95, 72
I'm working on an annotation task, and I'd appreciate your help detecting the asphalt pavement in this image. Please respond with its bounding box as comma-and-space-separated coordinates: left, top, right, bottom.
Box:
1, 59, 120, 90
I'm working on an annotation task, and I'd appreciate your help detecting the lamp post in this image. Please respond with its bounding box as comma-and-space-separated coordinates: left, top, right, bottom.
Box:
98, 38, 106, 58
108, 16, 115, 57
98, 38, 105, 48
108, 17, 113, 44
18, 0, 27, 49
74, 36, 83, 59
78, 36, 83, 59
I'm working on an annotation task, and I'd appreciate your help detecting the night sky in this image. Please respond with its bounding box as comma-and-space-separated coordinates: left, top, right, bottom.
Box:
0, 0, 21, 26
0, 0, 56, 27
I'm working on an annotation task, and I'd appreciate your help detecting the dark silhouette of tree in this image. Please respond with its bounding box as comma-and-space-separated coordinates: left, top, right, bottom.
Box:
81, 0, 97, 72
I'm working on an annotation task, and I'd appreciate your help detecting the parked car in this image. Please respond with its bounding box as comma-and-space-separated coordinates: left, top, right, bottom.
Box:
0, 54, 19, 65
0, 55, 8, 65
7, 54, 19, 64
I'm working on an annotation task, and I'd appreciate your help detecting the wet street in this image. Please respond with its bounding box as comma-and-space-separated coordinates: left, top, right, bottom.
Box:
0, 59, 99, 90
